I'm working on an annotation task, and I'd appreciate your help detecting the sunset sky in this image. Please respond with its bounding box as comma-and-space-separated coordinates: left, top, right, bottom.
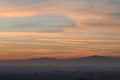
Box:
0, 0, 120, 60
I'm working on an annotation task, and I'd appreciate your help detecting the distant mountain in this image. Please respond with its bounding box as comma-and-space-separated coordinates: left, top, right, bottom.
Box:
0, 55, 120, 67
27, 55, 118, 60
1, 55, 120, 62
28, 57, 57, 61
81, 55, 113, 59
78, 55, 117, 60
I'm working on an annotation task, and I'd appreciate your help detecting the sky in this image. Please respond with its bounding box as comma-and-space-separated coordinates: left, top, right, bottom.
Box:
0, 0, 120, 60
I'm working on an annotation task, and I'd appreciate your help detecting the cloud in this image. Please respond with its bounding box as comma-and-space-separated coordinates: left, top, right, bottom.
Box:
0, 8, 40, 17
0, 24, 63, 32
0, 32, 119, 58
0, 0, 119, 32
0, 44, 6, 47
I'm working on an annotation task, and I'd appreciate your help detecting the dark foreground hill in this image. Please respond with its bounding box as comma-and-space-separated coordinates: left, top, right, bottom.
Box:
0, 71, 120, 80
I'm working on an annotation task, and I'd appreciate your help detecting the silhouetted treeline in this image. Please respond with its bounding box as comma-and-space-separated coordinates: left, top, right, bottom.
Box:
0, 71, 120, 80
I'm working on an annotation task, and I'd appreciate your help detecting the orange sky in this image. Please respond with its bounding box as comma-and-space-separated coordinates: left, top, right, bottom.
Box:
0, 0, 120, 60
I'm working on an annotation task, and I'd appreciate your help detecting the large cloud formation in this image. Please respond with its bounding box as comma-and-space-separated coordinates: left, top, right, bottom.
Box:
0, 0, 119, 32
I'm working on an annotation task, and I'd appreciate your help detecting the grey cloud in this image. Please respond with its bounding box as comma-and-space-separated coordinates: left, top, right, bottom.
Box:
0, 24, 63, 32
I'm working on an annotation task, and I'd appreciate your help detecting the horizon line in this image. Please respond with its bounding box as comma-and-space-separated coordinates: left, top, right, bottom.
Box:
0, 55, 120, 61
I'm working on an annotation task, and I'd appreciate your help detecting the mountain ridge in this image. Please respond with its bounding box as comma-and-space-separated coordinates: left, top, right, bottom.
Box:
0, 55, 120, 67
0, 55, 120, 61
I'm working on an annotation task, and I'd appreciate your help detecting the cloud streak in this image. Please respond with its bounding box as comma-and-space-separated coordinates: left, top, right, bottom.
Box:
0, 32, 119, 60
